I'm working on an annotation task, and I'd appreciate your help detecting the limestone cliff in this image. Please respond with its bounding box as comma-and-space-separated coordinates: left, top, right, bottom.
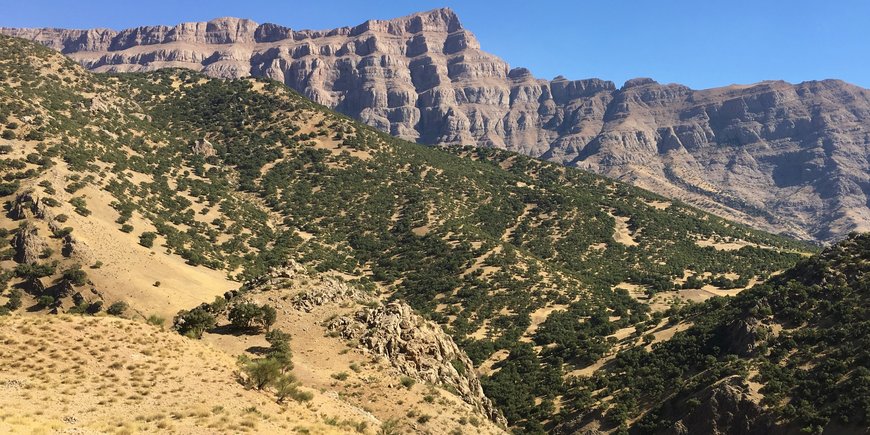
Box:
6, 9, 869, 242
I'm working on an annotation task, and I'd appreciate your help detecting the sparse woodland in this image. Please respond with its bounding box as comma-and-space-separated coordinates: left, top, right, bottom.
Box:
0, 34, 862, 435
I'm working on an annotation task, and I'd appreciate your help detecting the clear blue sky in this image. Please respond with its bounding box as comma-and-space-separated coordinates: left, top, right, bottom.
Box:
2, 0, 868, 89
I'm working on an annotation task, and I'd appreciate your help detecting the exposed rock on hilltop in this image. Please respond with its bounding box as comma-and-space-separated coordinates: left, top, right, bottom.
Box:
227, 261, 507, 432
257, 263, 506, 425
5, 8, 869, 241
328, 301, 507, 426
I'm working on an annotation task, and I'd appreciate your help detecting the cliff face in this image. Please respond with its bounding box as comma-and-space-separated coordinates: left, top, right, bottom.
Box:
6, 9, 868, 242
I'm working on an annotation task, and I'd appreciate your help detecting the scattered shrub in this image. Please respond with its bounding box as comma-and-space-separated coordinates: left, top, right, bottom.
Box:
107, 301, 128, 316
37, 295, 55, 308
61, 265, 88, 286
229, 302, 277, 331
399, 376, 415, 389
173, 307, 215, 339
239, 356, 282, 390
147, 314, 165, 327
5, 289, 23, 310
139, 232, 157, 248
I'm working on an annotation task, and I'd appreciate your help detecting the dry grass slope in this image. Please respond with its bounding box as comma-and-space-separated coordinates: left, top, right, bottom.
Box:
0, 315, 356, 434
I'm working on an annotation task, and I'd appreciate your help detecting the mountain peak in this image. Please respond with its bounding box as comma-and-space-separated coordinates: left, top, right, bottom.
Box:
350, 7, 463, 36
410, 7, 462, 25
204, 16, 260, 30
206, 16, 257, 25
621, 77, 659, 89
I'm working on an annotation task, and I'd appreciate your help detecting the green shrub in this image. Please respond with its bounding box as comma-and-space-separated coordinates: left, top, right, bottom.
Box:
239, 356, 282, 390
62, 266, 88, 286
147, 314, 165, 327
139, 231, 156, 248
174, 307, 215, 339
5, 289, 22, 310
399, 376, 415, 389
107, 301, 128, 316
37, 295, 54, 308
265, 329, 293, 371
68, 196, 90, 216
229, 302, 277, 331
209, 295, 227, 313
229, 302, 261, 329
275, 373, 307, 403
52, 227, 73, 238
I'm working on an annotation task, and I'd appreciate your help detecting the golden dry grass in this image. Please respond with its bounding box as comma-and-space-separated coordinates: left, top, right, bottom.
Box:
0, 315, 354, 434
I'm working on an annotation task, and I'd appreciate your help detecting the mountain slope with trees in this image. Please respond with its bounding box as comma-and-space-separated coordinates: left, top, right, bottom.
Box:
0, 35, 825, 433
555, 232, 870, 434
5, 9, 869, 242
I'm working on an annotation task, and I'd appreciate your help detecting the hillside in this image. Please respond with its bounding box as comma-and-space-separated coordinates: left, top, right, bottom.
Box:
4, 9, 869, 242
0, 315, 345, 434
0, 35, 505, 434
0, 34, 816, 433
555, 232, 870, 434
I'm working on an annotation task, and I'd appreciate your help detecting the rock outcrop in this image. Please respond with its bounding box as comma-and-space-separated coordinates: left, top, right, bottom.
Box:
327, 301, 507, 427
6, 9, 869, 242
290, 277, 370, 312
13, 224, 46, 264
9, 191, 39, 220
236, 262, 506, 426
721, 317, 770, 357
644, 377, 772, 435
190, 138, 216, 158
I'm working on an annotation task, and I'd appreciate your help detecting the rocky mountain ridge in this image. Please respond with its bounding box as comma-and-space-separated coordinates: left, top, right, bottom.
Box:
4, 9, 869, 242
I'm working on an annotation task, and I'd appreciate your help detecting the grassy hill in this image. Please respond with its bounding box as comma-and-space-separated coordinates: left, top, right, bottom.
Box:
0, 35, 821, 433
0, 315, 333, 434
556, 233, 870, 434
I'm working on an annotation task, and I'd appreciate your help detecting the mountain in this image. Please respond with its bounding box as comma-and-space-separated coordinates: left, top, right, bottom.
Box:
0, 34, 818, 432
4, 9, 869, 243
0, 36, 506, 434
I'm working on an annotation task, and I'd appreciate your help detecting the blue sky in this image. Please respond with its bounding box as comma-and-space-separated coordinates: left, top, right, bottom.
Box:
2, 0, 868, 89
